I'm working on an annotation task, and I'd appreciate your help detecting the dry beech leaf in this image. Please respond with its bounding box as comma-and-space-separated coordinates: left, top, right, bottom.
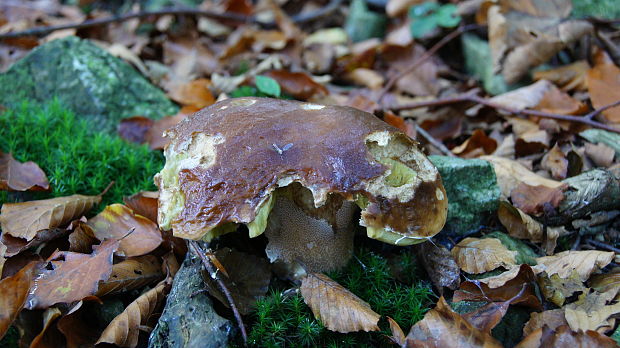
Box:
452, 129, 498, 158
533, 61, 589, 92
167, 78, 215, 109
263, 70, 328, 99
510, 183, 567, 216
488, 80, 554, 112
300, 272, 380, 333
482, 155, 563, 198
589, 271, 620, 295
0, 261, 40, 338
30, 307, 63, 348
26, 239, 119, 310
97, 278, 169, 348
387, 316, 407, 346
534, 84, 587, 115
118, 116, 153, 145
406, 297, 503, 348
498, 202, 544, 241
451, 237, 517, 274
96, 255, 163, 297
123, 191, 159, 224
538, 271, 587, 307
68, 221, 98, 253
584, 143, 615, 168
564, 291, 620, 332
455, 264, 542, 310
516, 324, 618, 348
88, 204, 162, 257
522, 309, 568, 337
541, 144, 568, 180
0, 151, 50, 192
0, 193, 101, 241
586, 62, 620, 123
415, 243, 460, 293
536, 250, 614, 281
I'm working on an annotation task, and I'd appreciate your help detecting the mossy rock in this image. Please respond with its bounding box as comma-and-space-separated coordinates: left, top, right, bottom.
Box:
0, 36, 177, 133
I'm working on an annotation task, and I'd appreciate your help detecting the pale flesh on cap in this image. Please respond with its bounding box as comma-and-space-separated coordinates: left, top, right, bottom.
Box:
155, 97, 448, 272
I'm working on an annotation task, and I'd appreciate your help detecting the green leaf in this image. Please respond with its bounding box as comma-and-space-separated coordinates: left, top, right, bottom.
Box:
435, 4, 461, 28
231, 85, 258, 98
255, 75, 281, 97
410, 16, 438, 38
408, 2, 462, 38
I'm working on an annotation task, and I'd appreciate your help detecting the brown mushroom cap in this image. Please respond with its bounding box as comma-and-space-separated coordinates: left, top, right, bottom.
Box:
155, 97, 447, 246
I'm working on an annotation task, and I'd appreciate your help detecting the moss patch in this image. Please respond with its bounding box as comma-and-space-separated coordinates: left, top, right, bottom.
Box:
0, 100, 163, 208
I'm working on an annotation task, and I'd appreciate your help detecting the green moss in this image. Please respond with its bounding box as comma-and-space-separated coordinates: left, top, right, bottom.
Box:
247, 250, 433, 347
0, 326, 19, 348
572, 0, 620, 20
0, 100, 163, 208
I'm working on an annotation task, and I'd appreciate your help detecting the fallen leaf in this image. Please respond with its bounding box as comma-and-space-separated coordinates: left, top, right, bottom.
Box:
589, 271, 620, 296
167, 78, 215, 109
522, 309, 568, 337
541, 144, 569, 180
462, 297, 516, 333
0, 151, 49, 191
67, 221, 98, 253
534, 84, 587, 115
415, 243, 460, 292
586, 62, 620, 123
451, 237, 517, 274
536, 250, 614, 281
564, 291, 620, 332
30, 307, 63, 348
482, 155, 563, 198
26, 239, 119, 310
88, 204, 162, 257
386, 44, 440, 97
406, 297, 503, 347
123, 191, 159, 224
488, 80, 554, 111
263, 70, 328, 99
0, 242, 5, 276
300, 272, 380, 333
2, 228, 67, 257
453, 129, 498, 158
118, 116, 153, 145
387, 316, 407, 346
56, 296, 104, 348
0, 261, 40, 339
533, 61, 589, 92
96, 278, 169, 348
146, 110, 193, 150
510, 183, 567, 216
96, 255, 163, 297
584, 143, 615, 168
537, 271, 587, 306
498, 201, 544, 241
516, 324, 618, 348
0, 193, 101, 241
201, 248, 271, 315
514, 130, 550, 157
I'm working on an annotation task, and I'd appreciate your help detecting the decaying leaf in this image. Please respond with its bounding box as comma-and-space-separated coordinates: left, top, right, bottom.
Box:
497, 202, 545, 242
96, 255, 163, 297
406, 297, 503, 347
522, 309, 568, 337
452, 129, 498, 158
451, 237, 517, 274
67, 220, 98, 254
96, 278, 170, 348
0, 151, 49, 191
0, 193, 101, 241
538, 271, 587, 307
415, 243, 460, 293
123, 191, 159, 224
586, 61, 620, 123
564, 291, 620, 332
2, 228, 67, 257
88, 204, 162, 257
263, 70, 328, 99
301, 272, 380, 333
536, 250, 614, 281
30, 307, 63, 348
541, 144, 568, 180
26, 239, 119, 310
532, 61, 589, 92
0, 261, 40, 339
516, 324, 618, 348
509, 183, 567, 216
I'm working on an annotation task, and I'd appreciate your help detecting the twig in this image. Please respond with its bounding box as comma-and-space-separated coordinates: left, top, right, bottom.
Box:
0, 0, 343, 40
189, 241, 248, 345
377, 24, 480, 104
414, 124, 456, 157
586, 239, 620, 254
392, 91, 620, 134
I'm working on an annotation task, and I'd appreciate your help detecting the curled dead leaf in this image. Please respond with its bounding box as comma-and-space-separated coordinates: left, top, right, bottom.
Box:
0, 261, 40, 339
516, 324, 618, 348
536, 250, 614, 281
452, 129, 498, 158
482, 155, 563, 198
510, 183, 567, 216
0, 151, 49, 192
123, 191, 159, 224
96, 255, 163, 297
451, 237, 517, 274
263, 70, 328, 99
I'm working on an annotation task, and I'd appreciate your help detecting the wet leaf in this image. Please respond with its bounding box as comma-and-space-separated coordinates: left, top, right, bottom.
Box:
96, 278, 169, 348
536, 250, 614, 281
26, 239, 119, 310
522, 309, 568, 337
0, 151, 49, 191
255, 75, 281, 97
96, 255, 163, 297
301, 272, 380, 333
0, 194, 101, 241
586, 62, 620, 123
263, 70, 328, 100
123, 191, 158, 224
88, 204, 162, 257
451, 237, 517, 274
0, 261, 40, 339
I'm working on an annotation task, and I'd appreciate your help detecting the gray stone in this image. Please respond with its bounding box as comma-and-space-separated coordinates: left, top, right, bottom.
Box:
149, 250, 232, 348
430, 155, 500, 235
0, 36, 177, 133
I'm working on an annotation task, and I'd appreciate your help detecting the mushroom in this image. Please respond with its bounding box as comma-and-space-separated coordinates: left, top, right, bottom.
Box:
155, 97, 448, 273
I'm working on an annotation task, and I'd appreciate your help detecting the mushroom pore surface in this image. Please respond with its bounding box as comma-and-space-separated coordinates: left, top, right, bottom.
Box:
155, 97, 448, 257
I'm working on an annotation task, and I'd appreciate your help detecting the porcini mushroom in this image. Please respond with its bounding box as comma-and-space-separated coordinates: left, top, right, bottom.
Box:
155, 97, 447, 273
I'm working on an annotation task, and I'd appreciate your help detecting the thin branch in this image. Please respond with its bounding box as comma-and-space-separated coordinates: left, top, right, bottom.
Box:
414, 124, 456, 157
586, 239, 620, 254
377, 24, 480, 104
189, 241, 248, 345
0, 0, 343, 39
392, 91, 620, 134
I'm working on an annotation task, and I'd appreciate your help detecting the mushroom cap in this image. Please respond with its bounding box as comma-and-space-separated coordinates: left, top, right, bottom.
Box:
155, 97, 447, 245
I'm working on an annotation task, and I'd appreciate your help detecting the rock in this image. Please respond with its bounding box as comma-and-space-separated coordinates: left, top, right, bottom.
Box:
461, 34, 517, 96
345, 0, 387, 42
430, 156, 500, 235
149, 250, 233, 348
0, 36, 177, 133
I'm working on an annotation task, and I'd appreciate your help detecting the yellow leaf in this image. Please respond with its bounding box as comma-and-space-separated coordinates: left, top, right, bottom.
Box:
536, 250, 614, 281
451, 237, 517, 274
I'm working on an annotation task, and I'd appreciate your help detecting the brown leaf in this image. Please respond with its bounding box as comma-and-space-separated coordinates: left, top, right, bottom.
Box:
451, 237, 517, 274
534, 84, 588, 115
522, 309, 568, 337
536, 250, 614, 281
564, 291, 620, 332
482, 155, 563, 198
454, 264, 542, 310
96, 255, 163, 297
387, 316, 407, 346
2, 228, 67, 257
26, 239, 119, 310
0, 151, 49, 192
406, 297, 503, 348
0, 194, 101, 241
584, 143, 615, 168
300, 272, 380, 333
462, 300, 511, 334
415, 243, 460, 292
0, 261, 40, 339
541, 144, 569, 180
123, 191, 159, 224
146, 109, 193, 150
538, 271, 587, 306
201, 248, 270, 315
488, 80, 554, 111
263, 70, 328, 100
453, 129, 498, 158
223, 0, 253, 16
516, 324, 618, 348
30, 307, 63, 348
67, 221, 98, 254
57, 296, 104, 348
88, 204, 162, 257
586, 62, 620, 123
167, 78, 215, 109
386, 44, 440, 97
0, 242, 5, 276
96, 278, 169, 348
118, 116, 153, 145
533, 61, 589, 92
510, 182, 567, 216
498, 201, 544, 242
